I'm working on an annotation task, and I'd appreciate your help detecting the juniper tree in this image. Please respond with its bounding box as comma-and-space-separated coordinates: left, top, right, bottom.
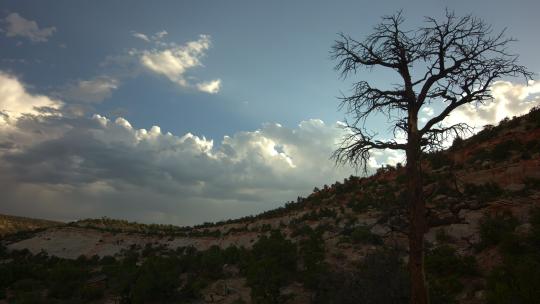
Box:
331, 11, 531, 304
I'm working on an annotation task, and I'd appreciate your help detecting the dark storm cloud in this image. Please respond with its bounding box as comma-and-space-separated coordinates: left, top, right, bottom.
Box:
0, 72, 405, 225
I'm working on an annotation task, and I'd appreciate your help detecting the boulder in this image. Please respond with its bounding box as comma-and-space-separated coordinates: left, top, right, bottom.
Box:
458, 209, 484, 227
370, 224, 390, 237
504, 183, 525, 192
445, 223, 479, 244
433, 194, 448, 202
514, 223, 532, 236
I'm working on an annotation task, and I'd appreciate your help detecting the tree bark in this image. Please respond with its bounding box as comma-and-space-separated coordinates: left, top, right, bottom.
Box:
407, 125, 429, 304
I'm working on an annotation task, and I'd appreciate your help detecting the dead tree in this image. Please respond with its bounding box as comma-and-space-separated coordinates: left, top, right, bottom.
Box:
331, 10, 531, 304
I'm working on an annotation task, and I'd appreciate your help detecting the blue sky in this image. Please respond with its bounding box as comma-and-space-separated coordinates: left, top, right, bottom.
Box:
2, 0, 538, 138
0, 0, 539, 225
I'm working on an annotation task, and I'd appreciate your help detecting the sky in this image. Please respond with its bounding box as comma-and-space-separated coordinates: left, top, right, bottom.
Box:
0, 0, 539, 225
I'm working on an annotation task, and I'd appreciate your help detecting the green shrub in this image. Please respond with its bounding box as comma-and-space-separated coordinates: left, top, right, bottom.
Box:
349, 226, 383, 245
468, 148, 491, 164
450, 136, 464, 150
464, 182, 503, 202
180, 275, 210, 300
526, 106, 540, 127
370, 189, 397, 212
245, 231, 298, 304
47, 261, 87, 299
432, 178, 457, 197
529, 208, 540, 247
100, 255, 116, 265
347, 198, 370, 213
478, 212, 518, 250
490, 140, 521, 161
426, 151, 453, 170
428, 276, 462, 304
300, 207, 338, 220
426, 246, 477, 278
471, 125, 499, 144
223, 245, 243, 265
299, 230, 327, 289
13, 290, 46, 304
395, 173, 407, 184
426, 246, 478, 304
315, 249, 409, 304
291, 224, 313, 237
81, 284, 105, 301
130, 256, 182, 303
484, 207, 540, 303
12, 278, 43, 294
435, 228, 451, 243
524, 177, 540, 192
525, 139, 539, 153
0, 244, 7, 258
486, 254, 540, 304
200, 245, 226, 279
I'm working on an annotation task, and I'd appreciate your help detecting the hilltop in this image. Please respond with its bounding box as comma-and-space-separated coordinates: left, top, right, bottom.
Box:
0, 213, 62, 237
1, 106, 540, 303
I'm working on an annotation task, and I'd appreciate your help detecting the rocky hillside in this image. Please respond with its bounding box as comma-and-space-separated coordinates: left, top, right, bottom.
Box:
1, 106, 540, 304
0, 213, 62, 237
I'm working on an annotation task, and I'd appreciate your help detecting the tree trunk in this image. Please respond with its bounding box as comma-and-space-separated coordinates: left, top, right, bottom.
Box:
406, 132, 429, 304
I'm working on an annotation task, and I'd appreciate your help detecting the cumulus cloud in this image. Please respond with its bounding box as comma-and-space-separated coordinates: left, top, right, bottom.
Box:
2, 71, 536, 225
2, 13, 56, 42
0, 71, 406, 225
132, 30, 168, 43
196, 79, 221, 94
0, 116, 358, 224
153, 30, 168, 40
0, 72, 62, 124
139, 34, 210, 85
138, 34, 221, 93
421, 106, 434, 117
419, 106, 435, 123
444, 80, 540, 129
132, 32, 150, 42
61, 76, 119, 103
95, 32, 221, 96
0, 112, 363, 224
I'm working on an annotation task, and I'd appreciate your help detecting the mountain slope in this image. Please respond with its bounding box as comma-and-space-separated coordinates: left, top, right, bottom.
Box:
1, 106, 540, 303
0, 213, 62, 237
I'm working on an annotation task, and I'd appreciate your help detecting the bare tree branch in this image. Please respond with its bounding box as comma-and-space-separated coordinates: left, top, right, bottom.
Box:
332, 10, 532, 170
331, 11, 532, 303
333, 121, 406, 173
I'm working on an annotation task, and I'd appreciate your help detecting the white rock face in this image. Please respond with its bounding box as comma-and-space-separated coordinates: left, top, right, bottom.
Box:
8, 227, 128, 259
6, 226, 263, 259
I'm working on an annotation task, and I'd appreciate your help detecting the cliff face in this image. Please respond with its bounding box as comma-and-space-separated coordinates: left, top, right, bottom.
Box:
2, 108, 540, 303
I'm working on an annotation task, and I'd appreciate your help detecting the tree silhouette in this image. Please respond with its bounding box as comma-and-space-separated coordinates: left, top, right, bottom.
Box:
331, 10, 531, 304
